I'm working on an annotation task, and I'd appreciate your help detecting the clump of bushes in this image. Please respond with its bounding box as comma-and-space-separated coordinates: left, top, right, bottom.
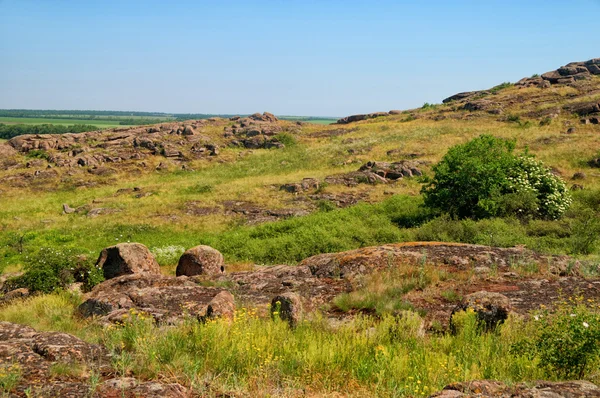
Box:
422, 135, 571, 220
512, 298, 600, 379
5, 247, 103, 294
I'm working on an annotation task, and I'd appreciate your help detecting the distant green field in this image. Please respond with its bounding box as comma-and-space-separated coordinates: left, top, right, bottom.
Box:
278, 117, 337, 125
305, 119, 337, 125
0, 117, 122, 128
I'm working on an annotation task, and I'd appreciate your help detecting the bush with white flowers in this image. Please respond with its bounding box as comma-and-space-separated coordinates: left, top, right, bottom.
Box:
422, 135, 571, 220
507, 156, 572, 219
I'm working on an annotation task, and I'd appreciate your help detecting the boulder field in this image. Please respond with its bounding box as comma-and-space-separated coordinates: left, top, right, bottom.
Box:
3, 241, 600, 396
55, 241, 600, 330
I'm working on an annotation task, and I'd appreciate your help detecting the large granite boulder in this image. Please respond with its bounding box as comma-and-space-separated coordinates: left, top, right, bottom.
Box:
96, 243, 161, 280
77, 273, 234, 324
176, 245, 225, 277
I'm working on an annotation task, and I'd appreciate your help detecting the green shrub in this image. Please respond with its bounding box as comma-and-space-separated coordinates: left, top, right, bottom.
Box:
569, 208, 600, 255
274, 132, 297, 147
6, 247, 103, 293
490, 82, 513, 94
25, 149, 50, 161
185, 183, 213, 194
422, 135, 571, 220
512, 299, 600, 379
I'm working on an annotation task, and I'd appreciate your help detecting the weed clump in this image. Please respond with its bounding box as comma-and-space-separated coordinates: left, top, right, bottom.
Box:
4, 247, 103, 294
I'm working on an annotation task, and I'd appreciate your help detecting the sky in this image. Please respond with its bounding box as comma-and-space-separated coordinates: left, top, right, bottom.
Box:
1, 1, 599, 116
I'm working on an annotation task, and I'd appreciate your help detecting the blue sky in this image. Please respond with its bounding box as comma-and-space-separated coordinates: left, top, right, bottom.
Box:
1, 1, 598, 116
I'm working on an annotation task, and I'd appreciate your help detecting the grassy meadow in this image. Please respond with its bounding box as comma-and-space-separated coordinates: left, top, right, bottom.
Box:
1, 108, 600, 270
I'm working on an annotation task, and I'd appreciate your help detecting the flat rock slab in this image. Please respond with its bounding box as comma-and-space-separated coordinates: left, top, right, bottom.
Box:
0, 322, 189, 397
207, 264, 352, 311
78, 273, 232, 324
299, 242, 574, 279
431, 380, 600, 397
0, 322, 111, 397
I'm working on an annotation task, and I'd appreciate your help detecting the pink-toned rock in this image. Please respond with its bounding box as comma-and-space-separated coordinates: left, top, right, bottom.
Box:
176, 245, 225, 276
97, 243, 161, 280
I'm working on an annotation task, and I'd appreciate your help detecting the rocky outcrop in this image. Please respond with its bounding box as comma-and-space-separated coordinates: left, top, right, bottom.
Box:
0, 143, 17, 157
299, 242, 574, 280
3, 113, 288, 177
443, 90, 490, 104
209, 264, 352, 311
325, 161, 424, 186
96, 242, 161, 280
77, 273, 234, 324
515, 58, 600, 89
335, 112, 390, 124
431, 380, 600, 397
0, 322, 189, 397
224, 112, 289, 149
176, 245, 225, 276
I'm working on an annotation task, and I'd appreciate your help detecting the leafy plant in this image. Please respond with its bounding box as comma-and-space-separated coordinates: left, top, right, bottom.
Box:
490, 82, 513, 94
422, 135, 571, 220
274, 132, 297, 147
25, 149, 50, 161
6, 247, 103, 293
512, 298, 600, 379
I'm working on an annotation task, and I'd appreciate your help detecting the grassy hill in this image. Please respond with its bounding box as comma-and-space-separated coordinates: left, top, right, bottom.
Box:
1, 60, 600, 396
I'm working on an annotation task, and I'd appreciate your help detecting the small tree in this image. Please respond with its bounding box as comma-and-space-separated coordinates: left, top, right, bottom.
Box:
422, 135, 571, 220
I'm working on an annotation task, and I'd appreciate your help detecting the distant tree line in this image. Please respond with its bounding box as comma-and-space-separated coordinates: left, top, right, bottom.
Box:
0, 124, 100, 139
0, 109, 171, 118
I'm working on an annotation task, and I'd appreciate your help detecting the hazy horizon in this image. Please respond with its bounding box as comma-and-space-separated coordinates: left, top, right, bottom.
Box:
1, 0, 599, 116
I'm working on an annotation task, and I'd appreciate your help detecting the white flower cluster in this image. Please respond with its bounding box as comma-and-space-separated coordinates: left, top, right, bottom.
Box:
151, 245, 186, 265
506, 156, 571, 219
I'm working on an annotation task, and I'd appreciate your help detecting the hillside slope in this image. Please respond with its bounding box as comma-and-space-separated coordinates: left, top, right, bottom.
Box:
0, 59, 599, 269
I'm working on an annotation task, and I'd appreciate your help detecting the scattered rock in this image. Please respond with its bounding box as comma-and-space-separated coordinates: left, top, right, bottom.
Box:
62, 203, 75, 214
280, 178, 320, 193
0, 287, 29, 304
451, 291, 511, 331
431, 380, 600, 397
97, 378, 189, 398
204, 290, 236, 321
176, 245, 225, 277
96, 243, 161, 280
571, 183, 584, 191
336, 112, 389, 124
325, 160, 423, 186
271, 292, 303, 327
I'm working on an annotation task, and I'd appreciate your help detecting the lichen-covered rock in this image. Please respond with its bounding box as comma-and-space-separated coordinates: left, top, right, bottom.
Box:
176, 245, 225, 277
451, 291, 512, 331
431, 380, 600, 397
96, 242, 161, 280
204, 290, 236, 321
77, 273, 233, 324
97, 378, 189, 397
0, 322, 190, 397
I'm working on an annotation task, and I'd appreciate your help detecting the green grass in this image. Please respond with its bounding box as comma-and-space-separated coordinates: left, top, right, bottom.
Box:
1, 292, 598, 396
